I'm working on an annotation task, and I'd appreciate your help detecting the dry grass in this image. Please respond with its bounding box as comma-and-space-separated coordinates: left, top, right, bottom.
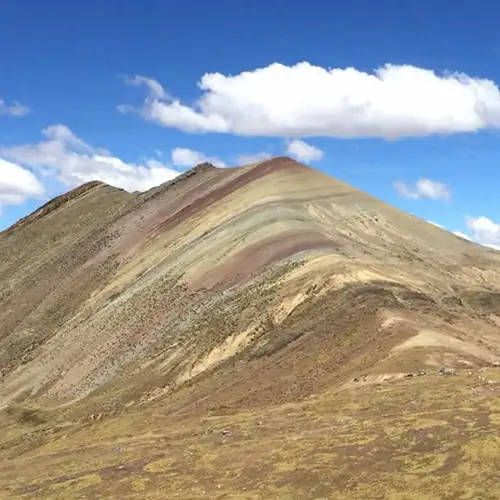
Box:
2, 373, 500, 499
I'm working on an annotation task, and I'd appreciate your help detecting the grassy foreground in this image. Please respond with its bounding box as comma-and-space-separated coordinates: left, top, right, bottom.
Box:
1, 370, 500, 499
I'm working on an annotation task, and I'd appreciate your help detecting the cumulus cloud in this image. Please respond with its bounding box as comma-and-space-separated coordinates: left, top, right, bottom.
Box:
285, 139, 324, 162
465, 216, 500, 250
171, 147, 225, 168
0, 158, 45, 211
394, 179, 451, 201
0, 98, 30, 117
1, 125, 182, 192
120, 63, 500, 138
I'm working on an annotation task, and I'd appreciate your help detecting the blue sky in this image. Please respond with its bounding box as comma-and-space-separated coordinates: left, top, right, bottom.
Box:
1, 0, 499, 247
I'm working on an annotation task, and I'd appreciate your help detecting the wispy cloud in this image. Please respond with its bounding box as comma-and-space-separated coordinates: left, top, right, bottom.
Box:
235, 152, 272, 165
0, 98, 30, 117
122, 74, 168, 100
394, 178, 451, 201
1, 124, 182, 192
171, 147, 225, 168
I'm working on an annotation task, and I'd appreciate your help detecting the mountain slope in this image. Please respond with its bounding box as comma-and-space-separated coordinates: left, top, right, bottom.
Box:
1, 157, 500, 499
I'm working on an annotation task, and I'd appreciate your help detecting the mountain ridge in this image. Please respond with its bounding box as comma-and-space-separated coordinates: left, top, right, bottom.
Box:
2, 156, 500, 498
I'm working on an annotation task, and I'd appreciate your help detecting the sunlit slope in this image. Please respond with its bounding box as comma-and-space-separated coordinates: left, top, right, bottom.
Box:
1, 157, 500, 412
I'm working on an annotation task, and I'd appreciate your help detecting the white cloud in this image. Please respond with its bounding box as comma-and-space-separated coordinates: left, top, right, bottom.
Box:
427, 220, 443, 228
0, 158, 45, 210
0, 98, 30, 117
171, 147, 225, 168
1, 125, 182, 192
235, 152, 272, 165
427, 219, 499, 251
465, 216, 500, 250
121, 63, 500, 138
394, 179, 451, 201
453, 230, 472, 241
123, 75, 167, 99
285, 139, 323, 162
428, 217, 500, 250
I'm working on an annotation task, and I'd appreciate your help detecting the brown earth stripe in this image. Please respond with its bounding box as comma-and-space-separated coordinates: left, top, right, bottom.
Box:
153, 192, 342, 271
191, 229, 341, 291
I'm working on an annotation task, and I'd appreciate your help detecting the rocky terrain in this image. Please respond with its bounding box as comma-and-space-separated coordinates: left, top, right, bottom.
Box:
1, 157, 500, 499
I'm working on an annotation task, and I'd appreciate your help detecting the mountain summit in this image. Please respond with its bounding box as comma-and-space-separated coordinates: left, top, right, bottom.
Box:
2, 157, 500, 498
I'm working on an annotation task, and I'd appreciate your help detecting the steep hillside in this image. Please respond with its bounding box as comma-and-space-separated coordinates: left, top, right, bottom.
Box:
1, 157, 500, 499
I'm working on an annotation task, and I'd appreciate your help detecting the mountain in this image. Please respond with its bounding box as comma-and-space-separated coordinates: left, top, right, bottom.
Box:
2, 157, 500, 499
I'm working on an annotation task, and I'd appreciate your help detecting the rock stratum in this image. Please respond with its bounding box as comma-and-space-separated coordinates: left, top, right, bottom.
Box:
1, 157, 500, 499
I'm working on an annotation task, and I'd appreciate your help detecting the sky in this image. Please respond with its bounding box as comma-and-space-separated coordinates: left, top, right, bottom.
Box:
1, 0, 500, 248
